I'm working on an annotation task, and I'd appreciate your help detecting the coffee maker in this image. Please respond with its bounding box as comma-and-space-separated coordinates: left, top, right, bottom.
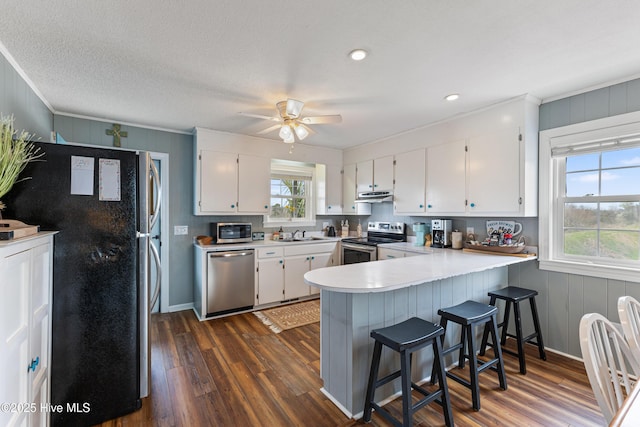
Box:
431, 219, 452, 248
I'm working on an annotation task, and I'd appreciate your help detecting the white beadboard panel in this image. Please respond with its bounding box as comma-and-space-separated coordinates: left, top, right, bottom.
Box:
547, 272, 569, 354
610, 83, 629, 116
624, 282, 640, 301
506, 265, 640, 359
318, 267, 509, 416
583, 276, 607, 316
568, 275, 584, 357
607, 280, 626, 322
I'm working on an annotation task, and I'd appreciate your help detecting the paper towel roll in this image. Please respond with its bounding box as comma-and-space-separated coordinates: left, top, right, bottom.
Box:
452, 231, 463, 249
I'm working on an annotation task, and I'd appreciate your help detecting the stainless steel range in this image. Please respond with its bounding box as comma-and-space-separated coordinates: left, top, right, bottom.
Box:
341, 221, 406, 264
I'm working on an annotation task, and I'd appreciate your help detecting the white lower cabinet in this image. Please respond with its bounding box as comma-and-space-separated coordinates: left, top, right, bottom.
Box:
0, 234, 54, 427
256, 242, 337, 305
256, 248, 285, 305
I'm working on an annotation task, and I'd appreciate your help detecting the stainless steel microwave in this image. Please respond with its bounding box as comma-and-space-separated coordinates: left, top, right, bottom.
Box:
210, 222, 252, 244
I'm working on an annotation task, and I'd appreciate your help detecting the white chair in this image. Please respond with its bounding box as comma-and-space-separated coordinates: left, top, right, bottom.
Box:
618, 296, 640, 365
579, 313, 640, 423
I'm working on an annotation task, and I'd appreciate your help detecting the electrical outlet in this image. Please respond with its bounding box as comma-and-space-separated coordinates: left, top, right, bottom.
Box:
174, 225, 188, 235
466, 227, 474, 235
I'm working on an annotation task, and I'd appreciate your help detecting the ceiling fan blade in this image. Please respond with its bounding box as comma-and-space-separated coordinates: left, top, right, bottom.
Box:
239, 112, 281, 122
256, 124, 282, 135
300, 114, 342, 125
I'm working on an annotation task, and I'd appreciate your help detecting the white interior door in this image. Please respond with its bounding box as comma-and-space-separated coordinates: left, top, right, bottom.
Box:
150, 153, 169, 313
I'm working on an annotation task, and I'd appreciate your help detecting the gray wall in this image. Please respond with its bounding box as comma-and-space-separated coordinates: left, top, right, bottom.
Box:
0, 55, 52, 143
514, 79, 640, 358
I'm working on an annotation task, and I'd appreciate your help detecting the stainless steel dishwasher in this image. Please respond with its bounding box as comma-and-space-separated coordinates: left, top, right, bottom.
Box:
206, 249, 255, 317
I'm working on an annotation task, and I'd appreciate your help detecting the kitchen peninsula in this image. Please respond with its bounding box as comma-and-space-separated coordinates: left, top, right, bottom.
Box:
304, 250, 536, 418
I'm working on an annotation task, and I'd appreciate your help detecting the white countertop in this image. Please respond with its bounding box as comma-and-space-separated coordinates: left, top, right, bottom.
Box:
195, 235, 341, 251
304, 249, 536, 293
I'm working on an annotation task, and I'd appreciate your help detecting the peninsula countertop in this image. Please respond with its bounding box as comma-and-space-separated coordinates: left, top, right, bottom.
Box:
304, 249, 536, 293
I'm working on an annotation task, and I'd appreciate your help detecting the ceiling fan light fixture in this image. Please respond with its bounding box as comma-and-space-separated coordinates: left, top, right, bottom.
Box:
279, 123, 293, 140
294, 124, 309, 140
283, 133, 295, 144
286, 99, 304, 118
349, 49, 367, 61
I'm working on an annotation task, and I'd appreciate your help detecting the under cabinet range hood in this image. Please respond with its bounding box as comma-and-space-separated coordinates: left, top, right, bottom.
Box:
355, 190, 393, 203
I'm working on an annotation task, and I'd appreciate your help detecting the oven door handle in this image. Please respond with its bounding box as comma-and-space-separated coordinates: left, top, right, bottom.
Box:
341, 242, 377, 253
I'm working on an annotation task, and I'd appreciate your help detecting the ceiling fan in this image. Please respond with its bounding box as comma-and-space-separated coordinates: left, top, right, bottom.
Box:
240, 99, 342, 144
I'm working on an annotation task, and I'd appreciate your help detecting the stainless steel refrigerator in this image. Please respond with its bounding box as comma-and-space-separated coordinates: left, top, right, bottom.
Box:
4, 141, 160, 426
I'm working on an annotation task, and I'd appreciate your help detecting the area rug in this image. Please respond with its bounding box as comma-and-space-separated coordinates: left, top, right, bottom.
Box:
253, 299, 320, 333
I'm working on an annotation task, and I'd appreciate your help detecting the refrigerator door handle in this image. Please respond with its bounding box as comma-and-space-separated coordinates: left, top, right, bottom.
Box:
149, 240, 162, 309
149, 159, 161, 230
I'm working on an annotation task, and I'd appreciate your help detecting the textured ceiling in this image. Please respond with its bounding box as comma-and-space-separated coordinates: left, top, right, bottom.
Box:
1, 1, 640, 149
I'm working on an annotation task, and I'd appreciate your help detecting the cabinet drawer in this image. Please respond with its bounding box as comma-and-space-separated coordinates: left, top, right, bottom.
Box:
257, 247, 284, 258
284, 242, 336, 256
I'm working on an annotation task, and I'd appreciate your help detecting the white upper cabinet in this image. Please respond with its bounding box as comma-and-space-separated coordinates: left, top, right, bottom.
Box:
196, 150, 269, 215
356, 156, 394, 193
426, 140, 466, 215
343, 163, 370, 215
316, 163, 343, 215
198, 150, 238, 213
237, 154, 270, 213
467, 128, 521, 215
394, 149, 426, 214
356, 159, 373, 193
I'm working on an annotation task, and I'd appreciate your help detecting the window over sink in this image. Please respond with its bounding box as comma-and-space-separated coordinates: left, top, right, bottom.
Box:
264, 160, 316, 227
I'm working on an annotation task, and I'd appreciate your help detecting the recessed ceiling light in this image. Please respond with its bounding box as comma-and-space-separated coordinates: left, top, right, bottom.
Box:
349, 49, 367, 61
445, 93, 460, 101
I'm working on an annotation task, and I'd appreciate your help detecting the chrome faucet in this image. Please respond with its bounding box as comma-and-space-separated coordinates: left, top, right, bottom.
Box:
293, 229, 301, 239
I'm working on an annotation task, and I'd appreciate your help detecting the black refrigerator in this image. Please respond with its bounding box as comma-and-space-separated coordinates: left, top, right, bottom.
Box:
4, 141, 158, 426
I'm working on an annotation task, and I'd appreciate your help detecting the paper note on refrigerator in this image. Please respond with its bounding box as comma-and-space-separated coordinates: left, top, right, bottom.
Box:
99, 158, 121, 201
70, 156, 94, 195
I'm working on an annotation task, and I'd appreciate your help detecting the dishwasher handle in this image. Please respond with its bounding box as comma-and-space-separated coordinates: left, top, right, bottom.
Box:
209, 251, 254, 258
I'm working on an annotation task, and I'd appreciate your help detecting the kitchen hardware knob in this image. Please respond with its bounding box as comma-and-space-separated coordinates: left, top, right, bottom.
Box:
374, 184, 378, 187
419, 204, 424, 208
264, 205, 268, 209
306, 257, 310, 261
311, 256, 315, 260
328, 206, 331, 209
470, 202, 476, 208
279, 260, 283, 264
28, 357, 39, 372
427, 204, 432, 208
231, 204, 235, 208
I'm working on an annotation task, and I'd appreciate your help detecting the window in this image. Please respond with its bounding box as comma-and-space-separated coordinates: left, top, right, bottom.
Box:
264, 160, 315, 227
539, 113, 640, 281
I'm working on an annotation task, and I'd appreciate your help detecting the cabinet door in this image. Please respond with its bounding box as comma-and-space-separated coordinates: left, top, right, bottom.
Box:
284, 255, 311, 300
0, 249, 30, 427
394, 149, 426, 214
30, 243, 51, 415
257, 258, 284, 305
356, 159, 373, 193
467, 128, 521, 214
325, 163, 343, 213
316, 163, 343, 215
238, 154, 270, 213
343, 163, 370, 216
199, 150, 238, 213
426, 140, 466, 214
374, 155, 394, 191
309, 253, 333, 295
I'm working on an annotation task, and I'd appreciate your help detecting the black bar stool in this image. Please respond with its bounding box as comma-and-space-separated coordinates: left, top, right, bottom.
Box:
479, 286, 546, 374
431, 300, 507, 411
363, 317, 454, 427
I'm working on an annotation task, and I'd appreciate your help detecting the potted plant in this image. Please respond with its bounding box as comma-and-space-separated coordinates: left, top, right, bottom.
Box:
0, 114, 42, 217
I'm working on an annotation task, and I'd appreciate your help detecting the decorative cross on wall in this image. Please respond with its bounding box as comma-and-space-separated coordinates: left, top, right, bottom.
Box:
106, 123, 128, 147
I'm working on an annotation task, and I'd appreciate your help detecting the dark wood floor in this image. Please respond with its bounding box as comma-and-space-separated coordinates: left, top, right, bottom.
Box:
97, 308, 605, 426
